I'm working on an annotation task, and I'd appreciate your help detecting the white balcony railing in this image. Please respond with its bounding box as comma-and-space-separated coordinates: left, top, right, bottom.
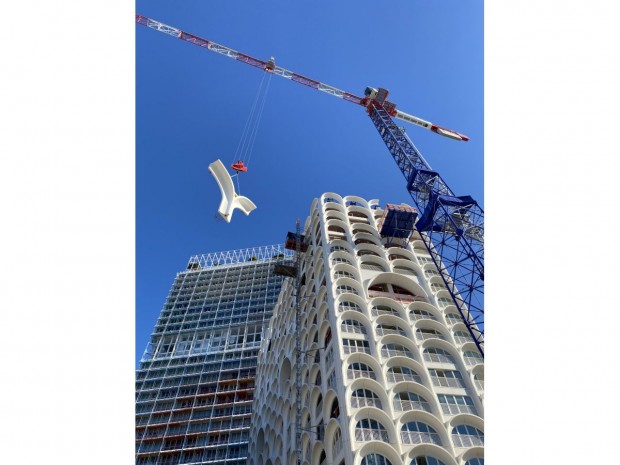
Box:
351, 398, 382, 409
347, 369, 376, 380
355, 428, 389, 442
387, 372, 422, 384
401, 431, 442, 445
376, 327, 407, 337
393, 399, 432, 413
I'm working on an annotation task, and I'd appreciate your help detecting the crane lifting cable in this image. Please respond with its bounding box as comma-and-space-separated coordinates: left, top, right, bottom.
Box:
231, 69, 273, 177
207, 62, 271, 222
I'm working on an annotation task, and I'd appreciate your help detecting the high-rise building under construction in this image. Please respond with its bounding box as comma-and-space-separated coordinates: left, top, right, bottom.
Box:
249, 193, 484, 465
135, 245, 291, 465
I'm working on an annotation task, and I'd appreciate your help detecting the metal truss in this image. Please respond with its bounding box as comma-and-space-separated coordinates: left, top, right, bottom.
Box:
187, 244, 292, 270
136, 15, 365, 105
369, 104, 485, 356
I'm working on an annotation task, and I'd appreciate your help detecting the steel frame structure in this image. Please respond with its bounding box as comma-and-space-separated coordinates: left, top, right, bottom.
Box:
136, 247, 290, 465
369, 104, 484, 355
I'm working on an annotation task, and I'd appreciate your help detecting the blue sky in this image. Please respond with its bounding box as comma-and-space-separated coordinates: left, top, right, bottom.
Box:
136, 0, 483, 365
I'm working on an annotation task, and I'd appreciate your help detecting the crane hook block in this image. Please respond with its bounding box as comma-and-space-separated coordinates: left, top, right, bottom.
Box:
231, 160, 248, 172
209, 159, 257, 223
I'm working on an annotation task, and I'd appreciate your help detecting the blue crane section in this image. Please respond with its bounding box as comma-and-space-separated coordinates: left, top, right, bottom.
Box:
369, 104, 484, 356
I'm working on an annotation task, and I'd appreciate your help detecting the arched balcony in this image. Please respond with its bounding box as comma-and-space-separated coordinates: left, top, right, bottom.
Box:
392, 391, 433, 414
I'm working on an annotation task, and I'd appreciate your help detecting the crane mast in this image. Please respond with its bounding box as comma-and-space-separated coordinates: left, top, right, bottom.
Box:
135, 14, 484, 355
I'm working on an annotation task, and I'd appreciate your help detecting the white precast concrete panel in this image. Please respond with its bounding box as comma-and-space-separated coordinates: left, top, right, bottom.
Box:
208, 159, 257, 222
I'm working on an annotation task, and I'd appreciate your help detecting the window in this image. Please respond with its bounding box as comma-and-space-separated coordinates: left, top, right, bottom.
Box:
369, 283, 389, 292
327, 370, 336, 390
355, 418, 389, 442
325, 347, 334, 368
411, 457, 446, 465
464, 458, 484, 465
343, 338, 370, 354
329, 398, 340, 419
332, 428, 343, 457
416, 327, 446, 341
347, 362, 375, 380
474, 372, 484, 390
387, 366, 422, 384
410, 308, 436, 321
428, 369, 465, 388
351, 388, 382, 409
338, 300, 362, 313
361, 454, 392, 465
315, 393, 323, 417
341, 319, 367, 334
371, 305, 399, 317
361, 262, 386, 271
393, 391, 432, 413
444, 313, 462, 325
423, 347, 456, 364
452, 424, 484, 447
454, 330, 473, 345
381, 343, 414, 359
437, 394, 477, 416
393, 266, 418, 277
376, 324, 407, 337
334, 270, 354, 279
401, 421, 442, 445
463, 350, 483, 366
337, 284, 359, 295
437, 296, 453, 308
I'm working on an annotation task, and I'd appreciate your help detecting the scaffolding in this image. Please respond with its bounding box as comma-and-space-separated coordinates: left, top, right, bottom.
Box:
136, 245, 291, 465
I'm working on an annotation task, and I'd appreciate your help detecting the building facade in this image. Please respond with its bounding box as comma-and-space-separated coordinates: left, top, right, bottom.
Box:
135, 245, 292, 465
249, 193, 484, 465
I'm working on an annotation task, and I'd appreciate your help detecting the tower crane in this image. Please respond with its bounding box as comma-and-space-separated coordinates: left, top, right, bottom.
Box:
136, 15, 484, 357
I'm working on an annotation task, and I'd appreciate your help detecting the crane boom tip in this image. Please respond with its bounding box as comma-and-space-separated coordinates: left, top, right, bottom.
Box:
432, 125, 469, 142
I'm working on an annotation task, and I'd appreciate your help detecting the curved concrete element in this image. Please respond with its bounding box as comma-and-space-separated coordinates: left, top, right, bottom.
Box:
208, 159, 257, 222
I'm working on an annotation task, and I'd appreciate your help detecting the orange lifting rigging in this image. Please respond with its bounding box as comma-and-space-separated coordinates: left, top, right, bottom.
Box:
231, 160, 248, 173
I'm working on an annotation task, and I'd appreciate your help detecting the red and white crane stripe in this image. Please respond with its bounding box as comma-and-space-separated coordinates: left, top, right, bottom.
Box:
136, 14, 468, 142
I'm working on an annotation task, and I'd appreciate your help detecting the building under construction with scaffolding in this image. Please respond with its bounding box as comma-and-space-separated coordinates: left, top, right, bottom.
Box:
135, 245, 292, 465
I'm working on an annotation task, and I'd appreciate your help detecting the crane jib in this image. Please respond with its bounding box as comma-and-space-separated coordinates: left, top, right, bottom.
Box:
138, 15, 368, 108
